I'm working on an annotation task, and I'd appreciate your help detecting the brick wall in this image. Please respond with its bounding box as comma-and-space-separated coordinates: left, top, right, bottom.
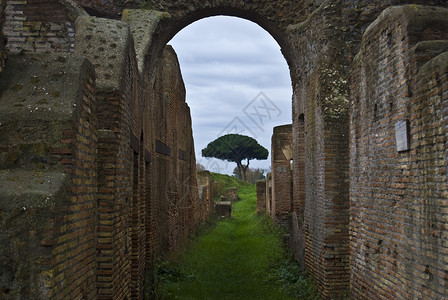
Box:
0, 53, 97, 299
3, 0, 76, 53
197, 171, 214, 222
75, 16, 135, 299
289, 2, 351, 297
256, 180, 266, 214
75, 0, 122, 17
265, 172, 272, 216
350, 5, 448, 299
0, 0, 6, 72
291, 112, 305, 267
270, 124, 293, 227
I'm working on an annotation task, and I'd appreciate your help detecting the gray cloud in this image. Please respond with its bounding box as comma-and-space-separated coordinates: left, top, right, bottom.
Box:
169, 16, 292, 174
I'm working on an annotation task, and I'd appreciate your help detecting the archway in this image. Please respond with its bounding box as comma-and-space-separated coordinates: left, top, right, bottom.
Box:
168, 16, 292, 175
128, 5, 352, 298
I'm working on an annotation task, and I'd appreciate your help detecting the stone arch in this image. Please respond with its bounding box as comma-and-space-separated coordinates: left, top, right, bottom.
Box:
122, 7, 299, 89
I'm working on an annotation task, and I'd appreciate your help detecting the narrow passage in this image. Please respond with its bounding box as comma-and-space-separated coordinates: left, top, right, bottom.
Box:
156, 181, 318, 300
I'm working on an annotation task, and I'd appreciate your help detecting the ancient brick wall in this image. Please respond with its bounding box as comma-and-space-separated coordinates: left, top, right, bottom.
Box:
74, 16, 135, 298
256, 180, 266, 214
270, 124, 293, 227
224, 187, 238, 202
350, 5, 448, 299
0, 0, 6, 72
265, 172, 272, 216
0, 53, 97, 299
2, 0, 83, 53
197, 170, 214, 223
291, 113, 306, 267
75, 0, 126, 17
288, 2, 351, 296
150, 45, 202, 255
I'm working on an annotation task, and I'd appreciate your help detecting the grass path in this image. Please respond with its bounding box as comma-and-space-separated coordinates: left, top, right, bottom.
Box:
156, 183, 318, 300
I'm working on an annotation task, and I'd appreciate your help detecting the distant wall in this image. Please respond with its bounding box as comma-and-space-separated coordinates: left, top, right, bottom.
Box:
270, 124, 293, 227
350, 5, 448, 299
256, 180, 266, 214
197, 170, 214, 220
0, 1, 6, 72
265, 172, 272, 216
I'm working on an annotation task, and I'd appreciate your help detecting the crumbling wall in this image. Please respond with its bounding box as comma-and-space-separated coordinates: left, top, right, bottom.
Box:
150, 45, 202, 255
74, 16, 135, 298
224, 187, 238, 203
0, 53, 97, 299
288, 3, 351, 297
270, 124, 293, 227
265, 172, 272, 216
0, 1, 6, 72
197, 170, 214, 221
350, 5, 448, 299
2, 0, 87, 53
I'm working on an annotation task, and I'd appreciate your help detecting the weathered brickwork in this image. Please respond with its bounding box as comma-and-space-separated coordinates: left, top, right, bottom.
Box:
0, 0, 6, 72
350, 5, 448, 299
270, 124, 293, 227
197, 170, 215, 222
74, 16, 135, 299
2, 0, 83, 53
265, 172, 272, 216
256, 180, 266, 214
291, 114, 305, 267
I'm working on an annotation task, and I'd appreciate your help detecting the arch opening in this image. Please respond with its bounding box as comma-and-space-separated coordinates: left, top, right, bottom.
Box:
167, 16, 293, 175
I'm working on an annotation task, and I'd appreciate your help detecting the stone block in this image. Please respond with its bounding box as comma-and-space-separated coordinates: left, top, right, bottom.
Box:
224, 187, 238, 202
215, 201, 232, 218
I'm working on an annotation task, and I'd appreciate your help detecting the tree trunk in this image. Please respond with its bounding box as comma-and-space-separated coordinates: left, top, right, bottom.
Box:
241, 159, 250, 181
236, 161, 246, 181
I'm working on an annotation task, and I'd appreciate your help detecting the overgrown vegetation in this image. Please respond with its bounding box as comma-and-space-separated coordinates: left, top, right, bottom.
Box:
150, 174, 320, 299
211, 172, 250, 201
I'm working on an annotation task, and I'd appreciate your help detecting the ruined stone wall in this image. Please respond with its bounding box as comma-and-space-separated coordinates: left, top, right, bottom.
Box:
197, 170, 215, 221
150, 45, 203, 255
0, 53, 97, 299
288, 2, 351, 297
74, 16, 135, 298
265, 172, 272, 216
350, 5, 448, 299
0, 0, 6, 72
2, 0, 85, 53
270, 124, 293, 227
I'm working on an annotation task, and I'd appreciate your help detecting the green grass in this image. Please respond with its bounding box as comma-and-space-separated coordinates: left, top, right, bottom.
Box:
154, 175, 320, 300
210, 172, 250, 201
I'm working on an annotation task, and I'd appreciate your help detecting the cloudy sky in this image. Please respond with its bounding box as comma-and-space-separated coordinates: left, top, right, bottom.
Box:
168, 16, 292, 175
